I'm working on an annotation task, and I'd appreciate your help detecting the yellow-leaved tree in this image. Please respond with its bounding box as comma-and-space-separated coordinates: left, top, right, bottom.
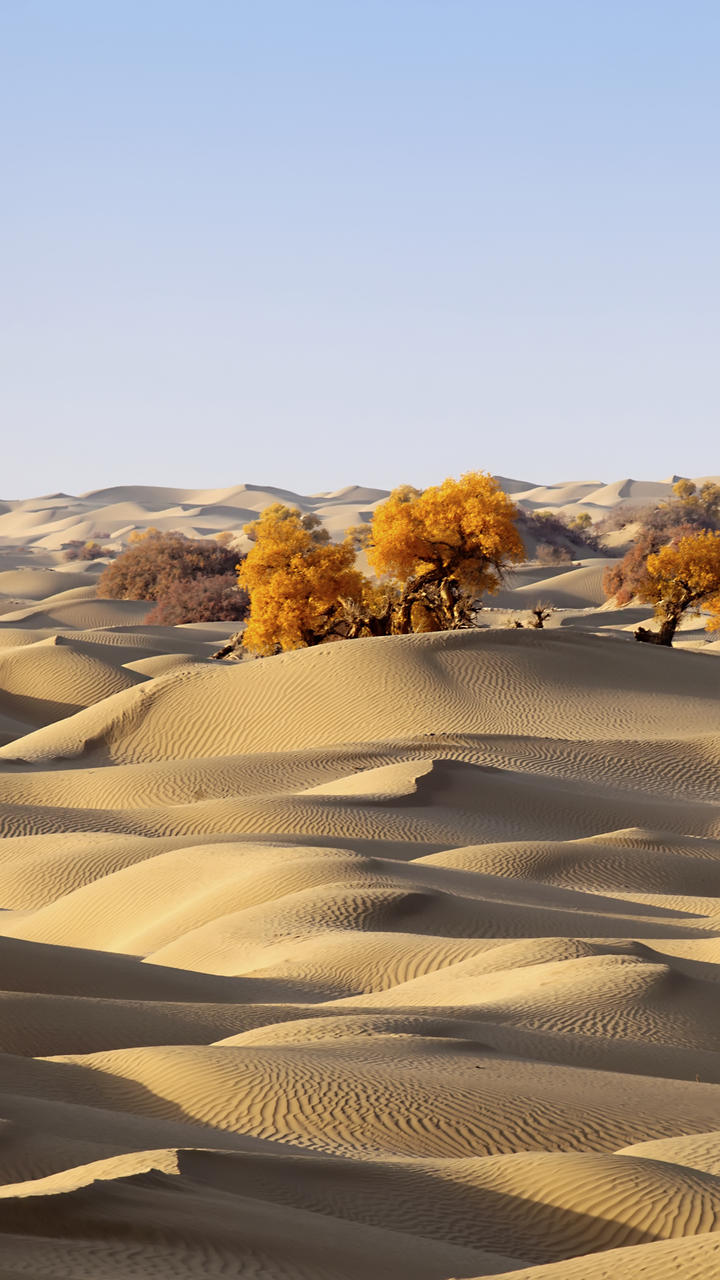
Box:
365, 472, 525, 632
237, 504, 366, 654
235, 474, 525, 655
634, 528, 720, 646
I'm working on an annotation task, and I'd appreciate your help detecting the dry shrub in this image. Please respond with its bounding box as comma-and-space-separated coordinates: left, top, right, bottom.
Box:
146, 574, 249, 624
599, 482, 720, 541
536, 541, 573, 565
596, 504, 646, 536
603, 521, 698, 604
519, 510, 598, 559
97, 532, 240, 601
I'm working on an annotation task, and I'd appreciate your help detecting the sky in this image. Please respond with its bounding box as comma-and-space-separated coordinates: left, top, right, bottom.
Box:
1, 0, 718, 498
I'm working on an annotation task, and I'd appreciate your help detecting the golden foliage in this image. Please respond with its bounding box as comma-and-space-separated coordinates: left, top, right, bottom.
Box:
237, 475, 526, 655
238, 505, 366, 654
671, 478, 698, 504
638, 529, 720, 641
128, 526, 162, 544
669, 479, 720, 521
367, 471, 525, 595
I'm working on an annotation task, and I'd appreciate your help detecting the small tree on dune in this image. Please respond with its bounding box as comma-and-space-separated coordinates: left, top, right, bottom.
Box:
603, 515, 704, 605
567, 512, 594, 535
237, 505, 367, 654
633, 529, 720, 646
235, 473, 525, 655
365, 472, 525, 633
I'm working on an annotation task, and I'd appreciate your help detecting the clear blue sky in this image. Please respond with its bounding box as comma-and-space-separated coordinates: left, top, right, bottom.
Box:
2, 1, 718, 497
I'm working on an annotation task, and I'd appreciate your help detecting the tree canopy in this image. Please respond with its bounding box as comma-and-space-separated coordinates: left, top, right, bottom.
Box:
366, 472, 525, 633
633, 529, 720, 646
237, 505, 366, 654
235, 473, 525, 655
669, 478, 720, 522
603, 478, 720, 608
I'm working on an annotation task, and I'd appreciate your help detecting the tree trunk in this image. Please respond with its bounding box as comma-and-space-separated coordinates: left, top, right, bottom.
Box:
634, 612, 680, 646
211, 631, 244, 659
393, 596, 415, 634
439, 578, 456, 628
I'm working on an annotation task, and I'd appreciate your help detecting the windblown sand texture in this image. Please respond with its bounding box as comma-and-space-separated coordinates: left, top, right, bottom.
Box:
0, 480, 719, 1277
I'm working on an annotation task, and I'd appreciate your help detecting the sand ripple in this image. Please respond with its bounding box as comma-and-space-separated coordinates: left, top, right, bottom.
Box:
0, 596, 718, 1278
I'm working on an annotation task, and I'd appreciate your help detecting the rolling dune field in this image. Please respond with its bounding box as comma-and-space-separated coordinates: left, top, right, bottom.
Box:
0, 481, 718, 1277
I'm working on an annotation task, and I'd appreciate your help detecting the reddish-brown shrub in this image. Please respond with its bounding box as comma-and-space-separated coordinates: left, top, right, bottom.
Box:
145, 574, 249, 624
97, 532, 240, 601
603, 522, 697, 604
536, 541, 573, 565
603, 534, 654, 604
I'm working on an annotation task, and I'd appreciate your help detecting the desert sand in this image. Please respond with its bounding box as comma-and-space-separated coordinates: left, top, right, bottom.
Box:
0, 477, 718, 1277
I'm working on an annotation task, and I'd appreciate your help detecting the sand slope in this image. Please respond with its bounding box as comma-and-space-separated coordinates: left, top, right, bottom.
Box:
0, 512, 719, 1276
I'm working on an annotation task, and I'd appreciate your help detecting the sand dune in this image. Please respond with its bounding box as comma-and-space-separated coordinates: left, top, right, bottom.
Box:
0, 596, 153, 631
0, 482, 718, 1276
503, 561, 615, 609
2, 475, 718, 554
3, 628, 718, 767
0, 568, 94, 600
617, 1130, 720, 1174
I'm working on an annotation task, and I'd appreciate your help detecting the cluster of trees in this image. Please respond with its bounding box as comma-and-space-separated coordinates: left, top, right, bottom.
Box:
601, 479, 720, 545
235, 472, 525, 654
234, 471, 719, 654
661, 478, 720, 525
98, 530, 248, 624
603, 480, 720, 645
63, 536, 116, 562
94, 474, 720, 652
520, 508, 599, 564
